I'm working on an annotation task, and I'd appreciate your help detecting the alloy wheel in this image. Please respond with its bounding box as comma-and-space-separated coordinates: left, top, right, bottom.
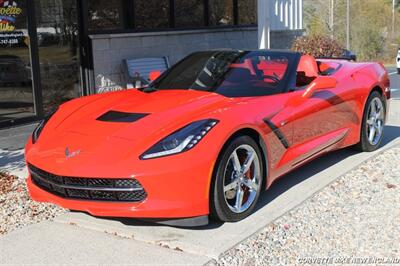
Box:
366, 97, 384, 146
223, 144, 261, 213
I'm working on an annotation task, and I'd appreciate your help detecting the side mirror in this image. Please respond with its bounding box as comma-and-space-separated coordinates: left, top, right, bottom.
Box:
149, 71, 161, 82
302, 76, 337, 98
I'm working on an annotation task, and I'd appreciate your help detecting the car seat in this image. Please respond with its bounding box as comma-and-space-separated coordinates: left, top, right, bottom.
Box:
296, 55, 319, 87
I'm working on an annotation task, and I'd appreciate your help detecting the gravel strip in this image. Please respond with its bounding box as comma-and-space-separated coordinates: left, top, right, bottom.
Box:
0, 171, 66, 235
210, 147, 400, 265
0, 171, 17, 194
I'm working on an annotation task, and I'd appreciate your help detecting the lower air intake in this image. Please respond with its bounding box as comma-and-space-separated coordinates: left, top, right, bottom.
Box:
28, 164, 147, 202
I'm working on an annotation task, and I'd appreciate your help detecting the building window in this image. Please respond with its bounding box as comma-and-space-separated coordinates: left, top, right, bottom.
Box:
36, 0, 81, 115
209, 0, 234, 26
174, 0, 204, 28
0, 0, 35, 123
134, 0, 170, 30
88, 0, 124, 31
238, 0, 257, 25
86, 0, 256, 33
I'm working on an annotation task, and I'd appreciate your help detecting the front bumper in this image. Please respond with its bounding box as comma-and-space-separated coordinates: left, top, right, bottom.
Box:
27, 172, 209, 219
27, 176, 208, 226
25, 138, 216, 219
27, 175, 209, 226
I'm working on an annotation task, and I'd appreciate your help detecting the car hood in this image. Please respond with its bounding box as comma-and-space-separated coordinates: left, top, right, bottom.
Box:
54, 89, 230, 143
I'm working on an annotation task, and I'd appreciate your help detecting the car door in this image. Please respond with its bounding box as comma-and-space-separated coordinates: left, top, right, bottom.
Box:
289, 75, 357, 166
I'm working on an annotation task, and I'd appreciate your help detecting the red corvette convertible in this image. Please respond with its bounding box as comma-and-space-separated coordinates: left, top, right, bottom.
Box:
25, 50, 390, 226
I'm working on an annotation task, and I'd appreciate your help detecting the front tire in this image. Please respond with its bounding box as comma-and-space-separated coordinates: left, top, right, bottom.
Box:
210, 135, 264, 222
354, 91, 385, 152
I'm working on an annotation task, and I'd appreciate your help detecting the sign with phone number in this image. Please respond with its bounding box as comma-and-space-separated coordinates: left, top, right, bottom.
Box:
0, 0, 26, 46
0, 31, 25, 46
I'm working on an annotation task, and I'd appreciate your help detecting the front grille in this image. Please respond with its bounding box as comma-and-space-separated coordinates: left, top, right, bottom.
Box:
28, 164, 147, 202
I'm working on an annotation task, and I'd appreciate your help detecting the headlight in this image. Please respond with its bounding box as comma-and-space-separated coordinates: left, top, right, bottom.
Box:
32, 110, 57, 144
140, 119, 219, 160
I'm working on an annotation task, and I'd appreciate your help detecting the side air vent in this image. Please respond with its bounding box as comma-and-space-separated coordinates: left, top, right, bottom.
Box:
97, 111, 149, 122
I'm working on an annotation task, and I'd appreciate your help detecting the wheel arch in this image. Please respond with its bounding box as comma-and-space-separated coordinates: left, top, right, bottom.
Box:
216, 127, 269, 190
208, 126, 269, 221
354, 86, 386, 151
358, 84, 386, 123
370, 85, 384, 96
365, 84, 387, 118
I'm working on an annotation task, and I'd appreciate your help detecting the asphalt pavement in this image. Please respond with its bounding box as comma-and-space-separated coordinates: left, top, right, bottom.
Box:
388, 67, 400, 99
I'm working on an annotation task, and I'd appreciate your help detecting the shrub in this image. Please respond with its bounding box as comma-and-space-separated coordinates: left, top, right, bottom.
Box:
291, 35, 344, 58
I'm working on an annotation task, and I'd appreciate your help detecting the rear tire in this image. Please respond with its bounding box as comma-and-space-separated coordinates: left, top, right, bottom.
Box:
354, 91, 385, 152
210, 135, 264, 222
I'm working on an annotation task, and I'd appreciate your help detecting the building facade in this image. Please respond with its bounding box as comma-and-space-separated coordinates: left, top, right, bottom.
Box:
0, 0, 303, 128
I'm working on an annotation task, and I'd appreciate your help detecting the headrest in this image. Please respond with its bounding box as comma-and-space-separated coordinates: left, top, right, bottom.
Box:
297, 55, 319, 78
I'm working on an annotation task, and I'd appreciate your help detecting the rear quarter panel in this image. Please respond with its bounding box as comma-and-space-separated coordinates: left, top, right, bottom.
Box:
342, 61, 390, 114
328, 61, 390, 144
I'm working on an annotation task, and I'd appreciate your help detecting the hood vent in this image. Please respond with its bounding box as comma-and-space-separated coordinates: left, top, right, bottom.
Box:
97, 111, 149, 122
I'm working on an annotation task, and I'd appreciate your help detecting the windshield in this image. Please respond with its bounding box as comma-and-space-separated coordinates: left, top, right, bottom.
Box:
149, 50, 297, 97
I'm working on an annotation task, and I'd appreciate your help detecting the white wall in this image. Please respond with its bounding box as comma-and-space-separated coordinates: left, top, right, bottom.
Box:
258, 0, 303, 49
270, 0, 303, 31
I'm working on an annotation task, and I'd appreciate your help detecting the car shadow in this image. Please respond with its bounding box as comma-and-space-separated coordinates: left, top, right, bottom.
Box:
100, 216, 225, 230
86, 125, 399, 229
0, 149, 26, 173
